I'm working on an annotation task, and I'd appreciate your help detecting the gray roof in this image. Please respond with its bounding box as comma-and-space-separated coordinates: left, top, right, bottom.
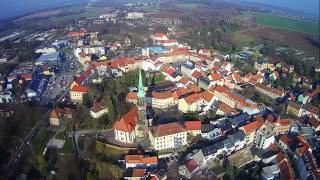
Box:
261, 164, 280, 179
37, 52, 60, 62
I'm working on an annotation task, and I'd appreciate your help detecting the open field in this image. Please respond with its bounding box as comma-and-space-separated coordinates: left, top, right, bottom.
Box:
238, 27, 320, 58
15, 10, 60, 22
231, 32, 256, 47
175, 3, 200, 10
241, 11, 319, 35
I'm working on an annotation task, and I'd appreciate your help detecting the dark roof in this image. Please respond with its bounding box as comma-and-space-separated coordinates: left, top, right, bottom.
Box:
227, 113, 251, 125
201, 124, 216, 133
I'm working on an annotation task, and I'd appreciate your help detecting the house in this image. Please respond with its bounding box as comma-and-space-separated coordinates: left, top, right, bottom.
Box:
216, 102, 236, 116
178, 93, 202, 113
227, 113, 251, 128
151, 33, 168, 42
223, 130, 246, 154
124, 168, 146, 180
184, 121, 202, 136
113, 107, 138, 143
90, 100, 108, 118
240, 118, 264, 144
297, 94, 309, 104
201, 124, 222, 140
49, 107, 74, 126
300, 103, 319, 120
254, 126, 275, 150
70, 85, 89, 102
146, 91, 177, 109
178, 150, 204, 178
149, 122, 187, 151
307, 117, 320, 132
78, 52, 91, 66
274, 152, 295, 180
255, 83, 284, 99
260, 164, 280, 180
286, 101, 301, 117
124, 155, 158, 168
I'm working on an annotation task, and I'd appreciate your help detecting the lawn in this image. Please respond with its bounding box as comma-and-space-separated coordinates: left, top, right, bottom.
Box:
231, 32, 256, 47
60, 137, 74, 153
241, 11, 320, 35
176, 3, 200, 10
32, 129, 54, 155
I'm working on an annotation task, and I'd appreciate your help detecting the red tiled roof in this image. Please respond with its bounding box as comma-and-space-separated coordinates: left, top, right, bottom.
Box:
126, 92, 137, 101
218, 103, 234, 114
90, 100, 106, 113
149, 91, 173, 99
153, 32, 166, 38
184, 121, 201, 131
125, 155, 158, 164
279, 135, 291, 146
179, 76, 190, 85
308, 117, 320, 128
113, 107, 138, 132
185, 159, 198, 173
242, 119, 264, 135
211, 73, 221, 81
150, 122, 186, 137
167, 67, 175, 76
200, 91, 214, 102
184, 93, 201, 105
191, 70, 202, 79
71, 85, 89, 93
131, 169, 146, 177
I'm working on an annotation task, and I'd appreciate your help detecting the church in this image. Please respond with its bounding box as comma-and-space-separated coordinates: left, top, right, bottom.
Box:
113, 70, 148, 143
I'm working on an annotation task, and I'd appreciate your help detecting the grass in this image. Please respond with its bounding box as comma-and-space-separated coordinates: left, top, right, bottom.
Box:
231, 32, 256, 47
32, 129, 54, 155
60, 137, 74, 153
241, 11, 320, 35
176, 3, 200, 10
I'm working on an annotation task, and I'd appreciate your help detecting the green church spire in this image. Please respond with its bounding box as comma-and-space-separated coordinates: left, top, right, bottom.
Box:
137, 69, 145, 98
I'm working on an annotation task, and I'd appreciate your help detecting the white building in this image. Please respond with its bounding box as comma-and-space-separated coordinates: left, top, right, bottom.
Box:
149, 122, 187, 151
254, 127, 275, 150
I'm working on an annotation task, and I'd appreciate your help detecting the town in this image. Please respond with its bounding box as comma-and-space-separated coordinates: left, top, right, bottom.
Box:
0, 1, 319, 180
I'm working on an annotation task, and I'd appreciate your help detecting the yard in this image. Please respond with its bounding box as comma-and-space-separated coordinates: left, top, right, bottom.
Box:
241, 11, 320, 35
32, 128, 54, 155
175, 3, 200, 10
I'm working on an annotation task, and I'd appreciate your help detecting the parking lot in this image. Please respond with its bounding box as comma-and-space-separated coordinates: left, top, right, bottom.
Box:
40, 51, 81, 105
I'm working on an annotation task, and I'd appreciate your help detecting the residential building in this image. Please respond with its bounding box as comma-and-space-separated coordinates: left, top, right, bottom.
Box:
90, 100, 108, 118
286, 101, 301, 117
260, 164, 280, 180
149, 122, 187, 151
240, 118, 264, 144
124, 155, 158, 168
49, 107, 74, 126
254, 126, 275, 149
70, 85, 89, 102
255, 83, 284, 99
201, 124, 222, 140
184, 121, 202, 136
178, 93, 202, 113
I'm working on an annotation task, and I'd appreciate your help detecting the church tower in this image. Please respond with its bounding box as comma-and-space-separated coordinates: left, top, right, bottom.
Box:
135, 69, 148, 139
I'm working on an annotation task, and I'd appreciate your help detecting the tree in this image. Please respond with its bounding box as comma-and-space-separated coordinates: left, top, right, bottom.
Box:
225, 163, 235, 180
106, 97, 115, 123
82, 93, 92, 108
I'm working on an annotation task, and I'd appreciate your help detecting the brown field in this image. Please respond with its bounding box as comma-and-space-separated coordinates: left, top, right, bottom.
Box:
145, 12, 185, 19
15, 10, 60, 21
240, 26, 320, 58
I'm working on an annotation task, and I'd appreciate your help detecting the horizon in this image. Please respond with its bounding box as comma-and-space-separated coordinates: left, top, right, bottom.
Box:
0, 0, 319, 21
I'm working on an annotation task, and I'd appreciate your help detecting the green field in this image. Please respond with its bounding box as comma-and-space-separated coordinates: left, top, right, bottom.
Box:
176, 3, 200, 10
231, 32, 256, 47
241, 11, 319, 35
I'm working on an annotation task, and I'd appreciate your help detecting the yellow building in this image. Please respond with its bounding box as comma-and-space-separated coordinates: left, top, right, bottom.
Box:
286, 101, 301, 117
178, 93, 202, 113
149, 122, 187, 151
70, 85, 89, 102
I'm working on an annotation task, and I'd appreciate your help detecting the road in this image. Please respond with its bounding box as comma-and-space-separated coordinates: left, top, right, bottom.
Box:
5, 87, 70, 178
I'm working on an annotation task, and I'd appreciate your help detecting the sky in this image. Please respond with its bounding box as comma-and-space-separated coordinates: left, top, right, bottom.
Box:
0, 0, 319, 20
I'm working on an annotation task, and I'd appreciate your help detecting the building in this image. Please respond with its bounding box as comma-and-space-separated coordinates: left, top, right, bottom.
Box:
240, 118, 264, 144
260, 164, 280, 180
90, 100, 108, 118
149, 122, 187, 151
127, 12, 144, 19
113, 70, 148, 143
286, 101, 301, 117
184, 121, 202, 136
255, 84, 284, 99
201, 124, 222, 140
70, 85, 89, 102
124, 155, 158, 168
113, 107, 139, 143
254, 126, 275, 149
35, 52, 61, 65
146, 91, 177, 109
49, 107, 74, 126
178, 93, 202, 113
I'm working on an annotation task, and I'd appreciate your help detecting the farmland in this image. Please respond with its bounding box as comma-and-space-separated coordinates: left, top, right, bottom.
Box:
241, 11, 319, 35
239, 27, 320, 58
175, 3, 200, 10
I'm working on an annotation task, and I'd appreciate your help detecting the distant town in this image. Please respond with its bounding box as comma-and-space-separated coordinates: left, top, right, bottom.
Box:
0, 1, 319, 180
